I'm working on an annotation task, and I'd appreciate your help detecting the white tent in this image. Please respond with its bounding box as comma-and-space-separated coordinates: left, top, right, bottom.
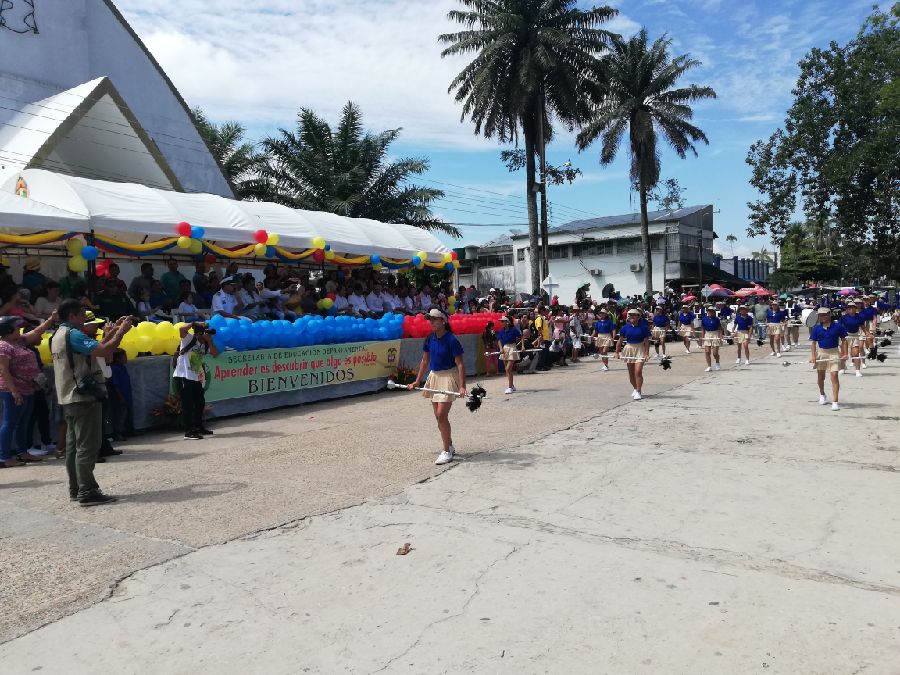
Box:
0, 169, 450, 260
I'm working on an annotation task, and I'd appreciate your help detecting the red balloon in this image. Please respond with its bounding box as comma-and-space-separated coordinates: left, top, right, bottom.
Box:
94, 261, 110, 277
312, 249, 325, 263
451, 251, 458, 261
204, 253, 217, 264
326, 293, 336, 301
176, 221, 192, 237
254, 229, 269, 244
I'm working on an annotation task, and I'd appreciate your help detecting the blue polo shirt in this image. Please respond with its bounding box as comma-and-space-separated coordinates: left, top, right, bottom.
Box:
734, 314, 754, 330
678, 312, 694, 325
766, 309, 786, 323
593, 319, 614, 334
789, 305, 803, 317
810, 322, 847, 349
424, 332, 464, 372
620, 322, 651, 344
701, 315, 722, 332
652, 314, 669, 328
497, 326, 521, 346
859, 305, 876, 321
840, 314, 863, 334
718, 306, 733, 319
60, 322, 99, 355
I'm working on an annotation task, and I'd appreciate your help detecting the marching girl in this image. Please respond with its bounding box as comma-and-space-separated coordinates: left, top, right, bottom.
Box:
496, 315, 522, 394
409, 308, 467, 465
733, 304, 754, 365
785, 298, 803, 350
766, 301, 786, 357
809, 307, 847, 411
651, 306, 669, 359
839, 301, 864, 377
701, 305, 724, 372
592, 308, 616, 372
677, 305, 695, 353
615, 308, 651, 400
859, 296, 876, 359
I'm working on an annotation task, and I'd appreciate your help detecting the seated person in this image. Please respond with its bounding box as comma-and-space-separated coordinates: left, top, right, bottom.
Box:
98, 278, 136, 321
177, 291, 202, 322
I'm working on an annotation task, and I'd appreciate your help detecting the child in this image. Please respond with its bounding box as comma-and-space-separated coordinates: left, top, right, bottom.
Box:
178, 291, 201, 322
109, 349, 134, 441
481, 321, 499, 376
136, 289, 152, 320
151, 298, 175, 323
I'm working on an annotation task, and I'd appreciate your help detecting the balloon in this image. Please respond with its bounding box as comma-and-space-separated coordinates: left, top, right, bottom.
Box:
163, 337, 179, 356
254, 243, 267, 256
311, 236, 326, 250
190, 239, 203, 254
66, 238, 85, 255
204, 253, 217, 264
326, 293, 336, 301
254, 229, 269, 244
37, 340, 51, 365
136, 335, 155, 353
324, 244, 331, 251
123, 342, 139, 361
150, 336, 168, 355
445, 262, 455, 271
312, 249, 325, 263
68, 256, 87, 272
451, 251, 458, 261
177, 236, 192, 249
176, 222, 192, 237
266, 233, 280, 246
136, 321, 157, 336
190, 226, 205, 239
154, 321, 174, 339
94, 261, 110, 277
320, 298, 334, 310
443, 252, 453, 263
416, 251, 428, 262
411, 255, 422, 267
80, 245, 99, 261
370, 254, 381, 266
324, 249, 335, 261
372, 263, 382, 271
265, 246, 277, 258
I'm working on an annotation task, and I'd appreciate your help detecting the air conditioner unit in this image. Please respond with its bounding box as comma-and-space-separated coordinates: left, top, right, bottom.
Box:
629, 263, 644, 272
589, 269, 603, 276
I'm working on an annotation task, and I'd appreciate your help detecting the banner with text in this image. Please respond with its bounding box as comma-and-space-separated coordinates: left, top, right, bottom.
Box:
202, 340, 401, 402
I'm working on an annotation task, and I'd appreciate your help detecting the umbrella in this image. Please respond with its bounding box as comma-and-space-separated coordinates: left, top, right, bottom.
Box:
838, 288, 858, 296
682, 295, 697, 302
709, 288, 734, 298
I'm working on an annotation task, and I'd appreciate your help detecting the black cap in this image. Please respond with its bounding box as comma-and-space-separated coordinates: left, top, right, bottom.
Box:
0, 316, 24, 336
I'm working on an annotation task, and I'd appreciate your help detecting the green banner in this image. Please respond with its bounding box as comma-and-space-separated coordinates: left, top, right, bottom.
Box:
200, 340, 401, 402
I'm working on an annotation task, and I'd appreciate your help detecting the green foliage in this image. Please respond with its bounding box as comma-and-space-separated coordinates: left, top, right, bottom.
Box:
249, 102, 458, 236
577, 29, 716, 293
649, 178, 686, 212
500, 149, 583, 186
746, 5, 899, 282
192, 107, 262, 199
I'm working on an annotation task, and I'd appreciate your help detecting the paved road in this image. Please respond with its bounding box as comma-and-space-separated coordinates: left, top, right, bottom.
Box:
2, 340, 899, 673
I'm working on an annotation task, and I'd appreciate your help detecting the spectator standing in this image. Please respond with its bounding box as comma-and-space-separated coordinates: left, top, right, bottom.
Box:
105, 264, 128, 295
192, 262, 211, 308
161, 258, 187, 302
98, 278, 137, 321
172, 323, 219, 440
50, 300, 131, 506
108, 349, 134, 441
128, 263, 156, 302
21, 257, 46, 293
58, 269, 83, 299
149, 280, 167, 309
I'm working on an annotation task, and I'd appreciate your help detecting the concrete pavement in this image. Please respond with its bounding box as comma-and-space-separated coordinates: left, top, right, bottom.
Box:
2, 339, 899, 673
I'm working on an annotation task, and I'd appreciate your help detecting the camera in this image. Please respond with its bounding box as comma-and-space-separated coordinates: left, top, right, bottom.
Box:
192, 322, 217, 336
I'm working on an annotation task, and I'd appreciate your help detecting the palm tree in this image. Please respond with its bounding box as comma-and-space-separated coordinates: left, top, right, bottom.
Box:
250, 102, 457, 235
440, 0, 617, 292
192, 107, 261, 199
725, 234, 737, 256
751, 247, 773, 263
576, 30, 716, 293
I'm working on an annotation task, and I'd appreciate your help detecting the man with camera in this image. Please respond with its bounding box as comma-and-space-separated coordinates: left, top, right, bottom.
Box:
173, 322, 219, 441
50, 300, 132, 506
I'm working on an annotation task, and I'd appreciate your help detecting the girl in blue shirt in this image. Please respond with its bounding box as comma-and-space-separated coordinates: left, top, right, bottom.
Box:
650, 306, 669, 359
677, 309, 695, 353
766, 302, 786, 357
615, 308, 650, 400
701, 306, 723, 372
591, 308, 616, 371
732, 305, 754, 365
496, 315, 523, 394
809, 307, 847, 410
839, 302, 864, 377
410, 309, 467, 465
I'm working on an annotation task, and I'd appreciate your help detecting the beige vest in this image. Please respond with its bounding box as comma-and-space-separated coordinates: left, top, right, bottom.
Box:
50, 326, 103, 406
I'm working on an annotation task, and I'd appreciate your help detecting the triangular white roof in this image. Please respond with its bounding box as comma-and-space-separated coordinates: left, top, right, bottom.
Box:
0, 78, 181, 191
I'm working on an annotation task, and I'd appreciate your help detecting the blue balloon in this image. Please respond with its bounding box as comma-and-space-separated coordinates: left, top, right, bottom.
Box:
81, 245, 99, 261
411, 255, 422, 267
191, 226, 206, 240
445, 262, 454, 271
370, 254, 381, 266
265, 246, 277, 258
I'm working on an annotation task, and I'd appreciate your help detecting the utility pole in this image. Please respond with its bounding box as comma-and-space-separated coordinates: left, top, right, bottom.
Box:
537, 85, 549, 284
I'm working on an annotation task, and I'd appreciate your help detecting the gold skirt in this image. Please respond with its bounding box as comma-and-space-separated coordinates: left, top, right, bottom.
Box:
501, 343, 520, 362
651, 326, 667, 341
701, 335, 722, 348
732, 330, 750, 344
621, 343, 643, 361
767, 323, 783, 336
595, 333, 613, 348
816, 347, 841, 373
677, 324, 693, 338
423, 368, 460, 403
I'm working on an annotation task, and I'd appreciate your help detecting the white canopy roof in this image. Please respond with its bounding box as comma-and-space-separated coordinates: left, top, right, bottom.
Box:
0, 169, 450, 260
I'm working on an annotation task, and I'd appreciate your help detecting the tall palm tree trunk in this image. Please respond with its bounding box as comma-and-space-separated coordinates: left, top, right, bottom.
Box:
524, 124, 541, 295
638, 180, 653, 294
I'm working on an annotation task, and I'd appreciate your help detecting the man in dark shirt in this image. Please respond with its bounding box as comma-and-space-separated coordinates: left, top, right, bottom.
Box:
98, 278, 136, 321
192, 262, 211, 308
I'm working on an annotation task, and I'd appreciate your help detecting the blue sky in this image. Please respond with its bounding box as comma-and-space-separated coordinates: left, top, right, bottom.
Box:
119, 0, 890, 257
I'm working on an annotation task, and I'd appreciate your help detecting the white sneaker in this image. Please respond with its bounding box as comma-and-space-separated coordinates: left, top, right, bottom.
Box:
743, 359, 750, 365
704, 366, 711, 372
632, 391, 642, 400
839, 369, 846, 375
27, 447, 49, 456
601, 365, 609, 372
510, 385, 516, 392
855, 370, 862, 377
435, 449, 455, 465
770, 351, 776, 356
735, 358, 741, 364
504, 387, 514, 394
785, 345, 792, 352
862, 362, 867, 369
776, 352, 781, 357
831, 402, 840, 411
685, 349, 691, 354
819, 394, 827, 405
714, 363, 721, 371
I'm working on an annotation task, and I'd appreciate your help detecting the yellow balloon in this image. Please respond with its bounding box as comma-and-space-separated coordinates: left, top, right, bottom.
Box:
164, 337, 179, 356
136, 335, 155, 353
189, 239, 203, 254
68, 256, 87, 272
266, 233, 280, 246
136, 321, 157, 336
120, 328, 136, 344
311, 236, 326, 250
324, 249, 335, 261
416, 251, 428, 262
38, 340, 52, 365
150, 336, 168, 355
443, 252, 453, 263
123, 342, 139, 360
174, 322, 188, 335
177, 236, 192, 249
66, 238, 85, 255
254, 243, 267, 256
154, 321, 174, 339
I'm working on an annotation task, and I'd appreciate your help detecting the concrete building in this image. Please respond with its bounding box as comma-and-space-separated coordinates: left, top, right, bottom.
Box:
0, 0, 230, 195
463, 205, 729, 301
716, 256, 772, 284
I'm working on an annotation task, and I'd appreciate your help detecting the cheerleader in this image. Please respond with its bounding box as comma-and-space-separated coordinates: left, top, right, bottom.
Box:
592, 308, 616, 371
615, 308, 651, 400
496, 315, 522, 394
838, 301, 864, 377
809, 307, 847, 411
677, 305, 695, 353
701, 305, 724, 371
732, 304, 754, 365
766, 301, 786, 357
650, 306, 669, 358
409, 309, 467, 465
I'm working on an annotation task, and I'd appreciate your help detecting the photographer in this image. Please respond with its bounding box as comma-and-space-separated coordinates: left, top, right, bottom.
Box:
173, 322, 219, 441
50, 300, 131, 506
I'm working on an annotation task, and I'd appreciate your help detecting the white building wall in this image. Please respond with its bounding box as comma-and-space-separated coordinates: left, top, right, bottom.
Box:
0, 0, 231, 196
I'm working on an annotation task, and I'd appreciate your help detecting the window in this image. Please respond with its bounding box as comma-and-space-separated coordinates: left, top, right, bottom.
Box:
516, 248, 526, 261
650, 236, 664, 251
616, 238, 641, 254
549, 245, 569, 259
572, 241, 613, 257
477, 253, 513, 268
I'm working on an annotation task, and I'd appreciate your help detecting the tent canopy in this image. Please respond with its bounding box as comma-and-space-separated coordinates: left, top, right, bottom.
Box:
0, 169, 450, 260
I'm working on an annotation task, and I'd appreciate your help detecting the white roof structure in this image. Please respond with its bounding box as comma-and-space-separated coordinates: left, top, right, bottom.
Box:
0, 169, 450, 260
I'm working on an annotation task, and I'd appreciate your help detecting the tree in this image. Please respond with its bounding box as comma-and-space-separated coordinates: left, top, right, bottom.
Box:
192, 107, 261, 199
648, 177, 686, 212
577, 30, 716, 293
725, 234, 738, 256
249, 103, 457, 235
746, 5, 899, 282
500, 149, 583, 186
751, 247, 773, 263
440, 0, 618, 293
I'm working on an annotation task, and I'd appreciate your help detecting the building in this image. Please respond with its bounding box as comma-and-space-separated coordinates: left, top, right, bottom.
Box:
462, 205, 737, 302
0, 0, 230, 195
716, 256, 771, 284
